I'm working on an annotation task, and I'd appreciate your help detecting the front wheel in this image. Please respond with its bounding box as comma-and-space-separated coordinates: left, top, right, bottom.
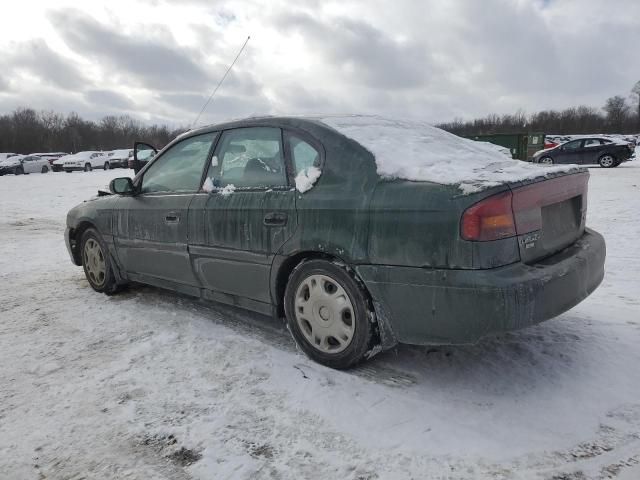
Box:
84, 163, 92, 172
539, 156, 554, 165
41, 165, 49, 173
80, 228, 121, 294
599, 154, 616, 168
284, 259, 376, 369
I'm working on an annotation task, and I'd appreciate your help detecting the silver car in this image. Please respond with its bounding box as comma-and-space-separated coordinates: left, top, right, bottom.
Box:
0, 154, 52, 175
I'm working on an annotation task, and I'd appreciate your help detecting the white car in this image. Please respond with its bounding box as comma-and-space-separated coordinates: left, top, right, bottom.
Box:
58, 151, 108, 172
31, 152, 68, 169
0, 153, 18, 162
0, 154, 52, 175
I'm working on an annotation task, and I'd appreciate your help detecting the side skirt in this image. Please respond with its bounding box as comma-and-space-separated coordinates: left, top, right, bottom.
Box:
126, 272, 272, 316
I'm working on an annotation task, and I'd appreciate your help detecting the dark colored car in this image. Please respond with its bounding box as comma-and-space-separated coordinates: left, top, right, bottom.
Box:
65, 117, 605, 369
532, 137, 634, 167
106, 149, 133, 168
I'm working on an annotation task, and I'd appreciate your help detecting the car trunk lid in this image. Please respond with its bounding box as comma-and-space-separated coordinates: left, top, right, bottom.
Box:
510, 172, 588, 264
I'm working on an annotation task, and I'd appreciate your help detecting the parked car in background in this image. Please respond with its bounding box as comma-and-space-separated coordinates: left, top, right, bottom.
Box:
31, 152, 68, 167
532, 137, 634, 167
61, 151, 108, 172
0, 154, 52, 175
52, 154, 72, 172
106, 149, 133, 169
64, 116, 605, 369
0, 153, 18, 162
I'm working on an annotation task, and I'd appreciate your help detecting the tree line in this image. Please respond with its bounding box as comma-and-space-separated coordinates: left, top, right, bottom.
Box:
3, 81, 640, 154
0, 108, 186, 154
438, 82, 640, 136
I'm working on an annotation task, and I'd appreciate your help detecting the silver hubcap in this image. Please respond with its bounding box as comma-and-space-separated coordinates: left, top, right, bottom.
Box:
540, 157, 553, 164
83, 238, 106, 286
294, 274, 355, 354
601, 156, 614, 167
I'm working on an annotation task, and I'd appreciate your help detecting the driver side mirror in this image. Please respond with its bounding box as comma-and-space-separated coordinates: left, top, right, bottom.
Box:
109, 177, 136, 195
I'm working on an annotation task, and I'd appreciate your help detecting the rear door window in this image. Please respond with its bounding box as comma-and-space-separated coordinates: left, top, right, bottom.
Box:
288, 135, 321, 174
207, 127, 287, 188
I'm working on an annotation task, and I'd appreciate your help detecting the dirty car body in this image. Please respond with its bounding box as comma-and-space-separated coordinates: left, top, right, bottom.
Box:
65, 117, 605, 367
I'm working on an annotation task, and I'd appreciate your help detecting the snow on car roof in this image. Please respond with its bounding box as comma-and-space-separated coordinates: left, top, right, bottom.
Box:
316, 115, 580, 194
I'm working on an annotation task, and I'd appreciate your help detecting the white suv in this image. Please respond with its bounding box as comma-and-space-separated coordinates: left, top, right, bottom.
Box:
57, 151, 108, 172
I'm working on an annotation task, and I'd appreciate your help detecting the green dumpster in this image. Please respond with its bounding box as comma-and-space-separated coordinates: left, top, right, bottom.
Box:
464, 133, 545, 161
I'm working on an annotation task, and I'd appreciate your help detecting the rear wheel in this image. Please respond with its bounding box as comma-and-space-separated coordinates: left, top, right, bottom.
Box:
80, 228, 120, 294
539, 156, 554, 165
284, 259, 375, 369
103, 162, 110, 170
599, 154, 616, 168
41, 165, 49, 173
84, 163, 92, 172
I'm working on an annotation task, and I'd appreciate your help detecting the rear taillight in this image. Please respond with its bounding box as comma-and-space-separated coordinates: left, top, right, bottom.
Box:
461, 191, 516, 241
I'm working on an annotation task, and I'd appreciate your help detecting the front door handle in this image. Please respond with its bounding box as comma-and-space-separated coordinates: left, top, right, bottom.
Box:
263, 212, 287, 226
165, 212, 180, 224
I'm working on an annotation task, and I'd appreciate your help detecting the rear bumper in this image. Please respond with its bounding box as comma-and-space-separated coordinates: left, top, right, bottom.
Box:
356, 228, 606, 345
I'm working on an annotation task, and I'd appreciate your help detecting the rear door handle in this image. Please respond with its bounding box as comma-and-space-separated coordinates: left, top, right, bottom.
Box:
263, 212, 287, 226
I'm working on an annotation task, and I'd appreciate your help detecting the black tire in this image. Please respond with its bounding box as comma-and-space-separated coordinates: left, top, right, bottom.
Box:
599, 154, 616, 168
103, 162, 110, 170
15, 166, 24, 175
80, 228, 121, 295
41, 165, 49, 173
284, 259, 375, 369
65, 170, 72, 173
84, 163, 92, 172
539, 156, 554, 165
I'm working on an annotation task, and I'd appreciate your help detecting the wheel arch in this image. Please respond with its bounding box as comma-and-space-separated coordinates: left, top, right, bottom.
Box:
69, 220, 97, 265
272, 251, 390, 351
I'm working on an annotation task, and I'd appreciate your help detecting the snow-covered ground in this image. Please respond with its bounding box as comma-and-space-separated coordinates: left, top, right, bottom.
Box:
1, 166, 639, 480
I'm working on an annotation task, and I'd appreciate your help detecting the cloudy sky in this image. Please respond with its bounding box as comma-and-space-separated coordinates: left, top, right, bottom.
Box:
0, 0, 638, 127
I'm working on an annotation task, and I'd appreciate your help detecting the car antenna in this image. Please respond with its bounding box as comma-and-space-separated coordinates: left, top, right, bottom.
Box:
191, 35, 251, 129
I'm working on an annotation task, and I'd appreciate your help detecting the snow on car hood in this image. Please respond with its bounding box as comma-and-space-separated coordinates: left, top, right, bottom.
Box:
316, 115, 580, 194
0, 157, 22, 167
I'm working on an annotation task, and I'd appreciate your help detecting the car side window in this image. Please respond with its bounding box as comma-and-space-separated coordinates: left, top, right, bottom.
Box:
207, 127, 286, 188
584, 139, 602, 147
288, 135, 320, 174
563, 140, 581, 151
141, 132, 216, 194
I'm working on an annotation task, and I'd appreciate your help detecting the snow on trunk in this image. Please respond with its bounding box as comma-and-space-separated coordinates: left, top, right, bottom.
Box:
318, 115, 580, 194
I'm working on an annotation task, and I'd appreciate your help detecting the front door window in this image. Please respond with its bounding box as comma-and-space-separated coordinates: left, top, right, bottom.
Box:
141, 133, 216, 194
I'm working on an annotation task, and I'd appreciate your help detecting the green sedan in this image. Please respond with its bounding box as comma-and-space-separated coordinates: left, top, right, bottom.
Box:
65, 116, 605, 369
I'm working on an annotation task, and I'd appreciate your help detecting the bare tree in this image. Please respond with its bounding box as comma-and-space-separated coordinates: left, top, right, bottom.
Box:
603, 96, 630, 132
0, 107, 186, 154
632, 81, 640, 131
